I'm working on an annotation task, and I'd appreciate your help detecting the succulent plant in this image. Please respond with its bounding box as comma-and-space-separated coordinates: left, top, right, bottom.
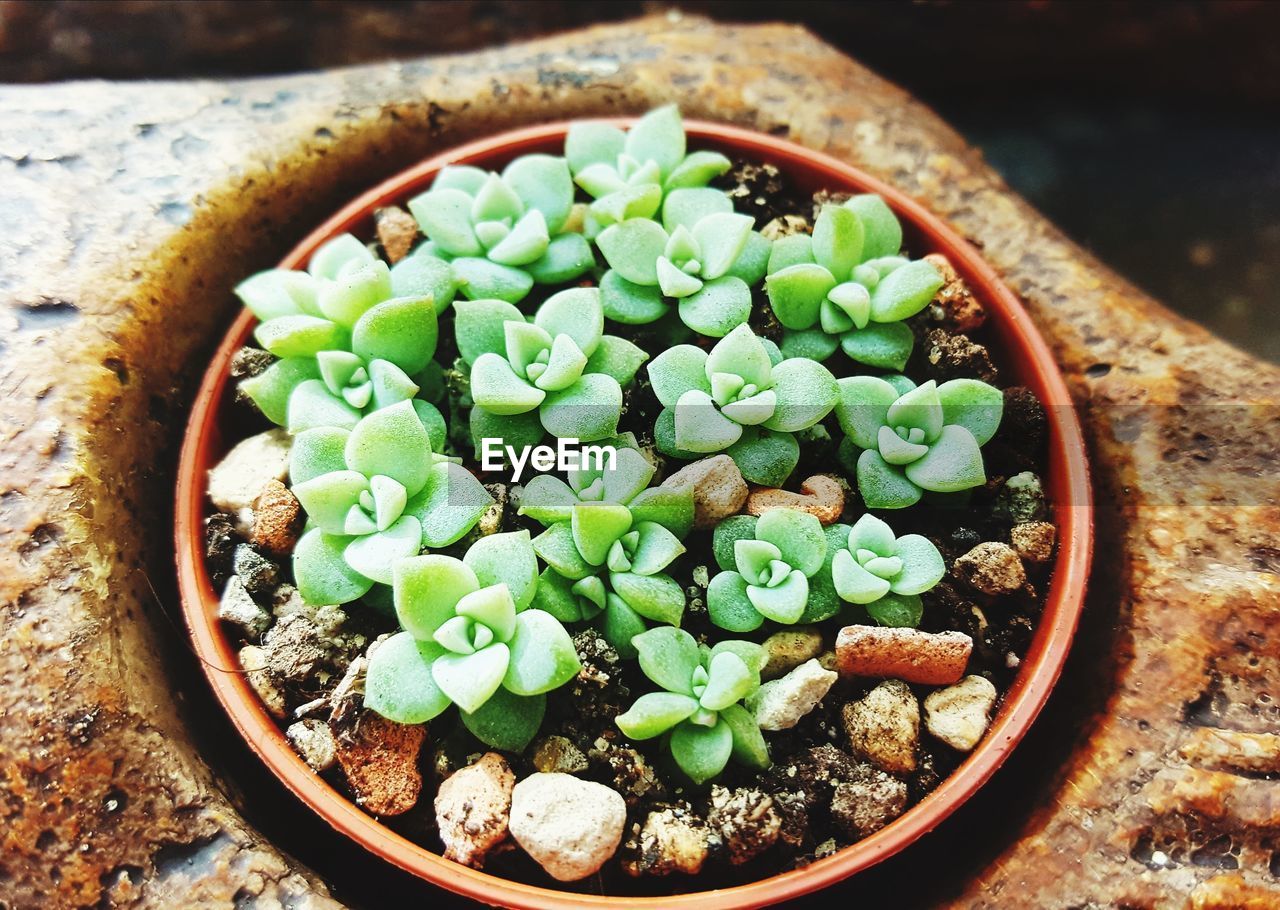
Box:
828, 513, 945, 627
235, 233, 440, 431
565, 105, 731, 233
364, 532, 581, 751
456, 287, 647, 450
594, 190, 758, 336
764, 196, 943, 370
406, 156, 593, 304
615, 626, 769, 785
835, 375, 1004, 509
705, 508, 834, 632
287, 400, 492, 605
647, 323, 838, 485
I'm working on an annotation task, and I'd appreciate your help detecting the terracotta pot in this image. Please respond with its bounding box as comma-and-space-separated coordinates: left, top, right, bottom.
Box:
176, 120, 1093, 908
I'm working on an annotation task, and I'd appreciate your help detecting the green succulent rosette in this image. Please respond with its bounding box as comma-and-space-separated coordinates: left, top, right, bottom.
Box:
615, 627, 770, 785
827, 513, 945, 628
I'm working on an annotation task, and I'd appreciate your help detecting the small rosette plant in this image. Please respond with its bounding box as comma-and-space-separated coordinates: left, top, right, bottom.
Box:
595, 188, 760, 337
456, 288, 648, 451
615, 627, 769, 785
565, 104, 732, 233
647, 323, 838, 486
765, 196, 943, 370
706, 508, 839, 632
287, 400, 492, 605
235, 233, 439, 431
835, 375, 1004, 509
407, 156, 593, 304
364, 532, 581, 751
828, 513, 945, 628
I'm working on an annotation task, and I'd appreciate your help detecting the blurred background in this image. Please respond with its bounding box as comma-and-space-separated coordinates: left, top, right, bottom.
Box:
2, 0, 1277, 361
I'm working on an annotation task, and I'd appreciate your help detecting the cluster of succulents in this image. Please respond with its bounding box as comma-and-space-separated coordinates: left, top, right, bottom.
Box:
228, 106, 1005, 779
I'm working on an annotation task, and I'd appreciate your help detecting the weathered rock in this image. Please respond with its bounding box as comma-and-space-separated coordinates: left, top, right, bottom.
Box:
509, 773, 626, 882
745, 473, 844, 525
842, 680, 920, 774
232, 543, 280, 598
334, 713, 425, 816
204, 511, 239, 582
207, 428, 292, 514
434, 752, 514, 869
239, 645, 286, 719
589, 738, 666, 807
954, 542, 1027, 595
621, 804, 708, 877
373, 205, 419, 263
286, 719, 337, 772
261, 612, 329, 689
836, 625, 973, 686
661, 455, 748, 529
747, 658, 838, 731
706, 786, 780, 865
218, 575, 271, 640
923, 252, 986, 334
530, 735, 589, 775
760, 626, 824, 681
830, 768, 908, 839
921, 328, 998, 385
1011, 520, 1056, 564
993, 471, 1047, 523
251, 479, 304, 557
925, 675, 999, 752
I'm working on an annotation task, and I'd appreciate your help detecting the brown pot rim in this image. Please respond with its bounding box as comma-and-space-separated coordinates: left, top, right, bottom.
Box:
176, 119, 1094, 909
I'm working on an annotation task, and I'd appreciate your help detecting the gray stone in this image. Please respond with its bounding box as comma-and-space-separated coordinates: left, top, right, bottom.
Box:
217, 575, 271, 639
924, 675, 999, 751
746, 659, 837, 731
993, 471, 1047, 523
239, 645, 286, 719
509, 773, 627, 882
829, 767, 908, 839
232, 543, 280, 598
286, 719, 337, 772
207, 429, 292, 514
706, 786, 780, 865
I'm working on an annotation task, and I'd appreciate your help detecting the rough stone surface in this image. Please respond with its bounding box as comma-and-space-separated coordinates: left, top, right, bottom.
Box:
509, 773, 627, 882
706, 786, 781, 865
218, 575, 271, 639
842, 680, 920, 774
661, 454, 748, 529
3, 14, 1279, 908
286, 718, 337, 772
830, 769, 909, 839
761, 626, 825, 680
1011, 520, 1057, 564
954, 542, 1028, 596
836, 625, 973, 686
923, 252, 986, 334
240, 645, 287, 720
745, 473, 845, 524
373, 205, 419, 263
333, 713, 425, 817
621, 804, 708, 877
993, 471, 1047, 523
925, 675, 999, 752
747, 658, 838, 731
206, 428, 292, 514
251, 478, 304, 556
232, 543, 280, 598
530, 735, 589, 774
434, 752, 514, 869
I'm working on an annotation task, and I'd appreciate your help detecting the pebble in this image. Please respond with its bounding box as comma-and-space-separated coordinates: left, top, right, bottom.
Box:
1011, 521, 1056, 564
953, 541, 1027, 595
622, 804, 708, 877
509, 773, 627, 882
286, 718, 337, 772
829, 767, 907, 839
218, 575, 271, 639
334, 711, 426, 816
204, 512, 238, 582
435, 752, 515, 869
924, 675, 998, 751
207, 428, 292, 514
251, 479, 303, 557
760, 626, 824, 681
835, 625, 973, 686
842, 680, 920, 774
923, 252, 986, 334
239, 645, 286, 719
261, 612, 328, 688
747, 659, 837, 731
706, 786, 780, 865
994, 471, 1047, 523
923, 328, 998, 385
746, 474, 844, 525
531, 735, 589, 775
661, 455, 748, 529
232, 543, 280, 598
373, 206, 419, 264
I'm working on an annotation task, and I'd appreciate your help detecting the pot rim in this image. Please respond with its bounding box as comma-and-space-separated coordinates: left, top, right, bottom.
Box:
176, 118, 1093, 909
